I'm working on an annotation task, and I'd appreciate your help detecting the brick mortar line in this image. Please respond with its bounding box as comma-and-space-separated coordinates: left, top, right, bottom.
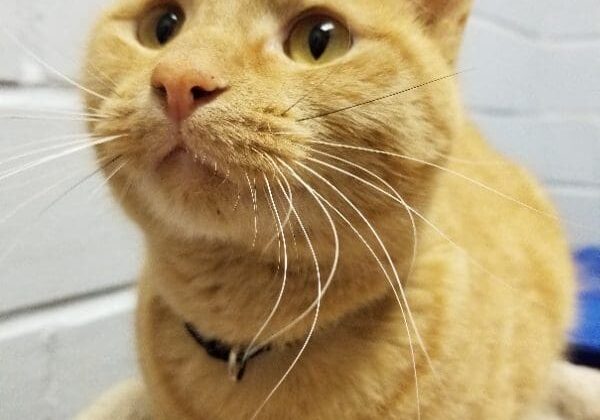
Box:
0, 282, 135, 324
472, 12, 600, 45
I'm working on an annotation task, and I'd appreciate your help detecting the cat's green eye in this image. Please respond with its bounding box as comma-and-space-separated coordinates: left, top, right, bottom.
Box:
138, 5, 185, 48
286, 15, 352, 65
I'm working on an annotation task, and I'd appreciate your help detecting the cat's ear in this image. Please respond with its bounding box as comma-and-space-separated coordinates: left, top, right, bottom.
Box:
416, 0, 474, 64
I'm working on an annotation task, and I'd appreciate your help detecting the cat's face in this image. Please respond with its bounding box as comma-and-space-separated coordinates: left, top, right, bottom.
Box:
85, 0, 468, 248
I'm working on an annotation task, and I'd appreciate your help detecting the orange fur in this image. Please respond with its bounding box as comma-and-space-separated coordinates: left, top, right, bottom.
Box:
80, 0, 575, 419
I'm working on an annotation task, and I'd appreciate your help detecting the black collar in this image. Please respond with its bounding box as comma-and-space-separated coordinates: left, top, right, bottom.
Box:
184, 323, 271, 381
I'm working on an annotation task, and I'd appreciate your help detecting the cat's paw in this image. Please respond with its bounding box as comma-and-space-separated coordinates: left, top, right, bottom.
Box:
76, 379, 152, 420
530, 362, 600, 420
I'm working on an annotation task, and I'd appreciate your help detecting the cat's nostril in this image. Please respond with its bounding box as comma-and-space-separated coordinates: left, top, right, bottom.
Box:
154, 85, 168, 99
191, 86, 212, 101
151, 62, 228, 122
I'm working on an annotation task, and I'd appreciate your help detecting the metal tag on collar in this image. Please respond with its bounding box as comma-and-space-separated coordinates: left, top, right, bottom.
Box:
228, 347, 247, 382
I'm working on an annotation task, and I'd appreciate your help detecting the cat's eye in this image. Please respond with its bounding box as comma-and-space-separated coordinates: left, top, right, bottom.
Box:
286, 15, 352, 65
138, 5, 185, 48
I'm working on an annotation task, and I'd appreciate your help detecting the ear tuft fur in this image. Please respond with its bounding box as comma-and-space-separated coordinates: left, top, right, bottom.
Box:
415, 0, 474, 64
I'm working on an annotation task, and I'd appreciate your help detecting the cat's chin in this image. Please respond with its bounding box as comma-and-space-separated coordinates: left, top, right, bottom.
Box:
155, 144, 229, 186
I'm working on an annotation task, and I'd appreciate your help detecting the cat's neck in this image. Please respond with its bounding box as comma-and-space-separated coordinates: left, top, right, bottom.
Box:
142, 228, 402, 347
136, 270, 428, 420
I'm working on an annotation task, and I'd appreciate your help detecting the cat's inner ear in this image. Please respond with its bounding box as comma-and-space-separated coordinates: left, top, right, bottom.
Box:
416, 0, 474, 65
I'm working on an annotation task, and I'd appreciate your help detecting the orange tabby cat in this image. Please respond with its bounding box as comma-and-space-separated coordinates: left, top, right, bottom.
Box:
77, 0, 578, 419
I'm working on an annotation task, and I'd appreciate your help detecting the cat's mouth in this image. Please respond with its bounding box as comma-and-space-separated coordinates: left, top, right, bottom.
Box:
157, 143, 228, 182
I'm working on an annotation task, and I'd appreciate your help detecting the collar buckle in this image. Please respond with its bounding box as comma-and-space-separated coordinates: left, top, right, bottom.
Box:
185, 323, 271, 382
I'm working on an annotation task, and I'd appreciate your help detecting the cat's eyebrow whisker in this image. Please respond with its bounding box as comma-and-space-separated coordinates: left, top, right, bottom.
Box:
251, 164, 331, 420
293, 161, 422, 419
306, 140, 597, 235
296, 71, 465, 122
0, 135, 125, 184
0, 27, 110, 102
280, 42, 349, 117
243, 175, 289, 363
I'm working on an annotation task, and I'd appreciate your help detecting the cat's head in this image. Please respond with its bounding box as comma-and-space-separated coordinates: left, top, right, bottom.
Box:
84, 0, 471, 249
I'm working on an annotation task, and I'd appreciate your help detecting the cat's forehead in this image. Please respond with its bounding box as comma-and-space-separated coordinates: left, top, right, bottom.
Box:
111, 0, 398, 21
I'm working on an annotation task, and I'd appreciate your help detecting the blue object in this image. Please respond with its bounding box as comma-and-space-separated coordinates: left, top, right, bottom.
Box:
570, 246, 600, 368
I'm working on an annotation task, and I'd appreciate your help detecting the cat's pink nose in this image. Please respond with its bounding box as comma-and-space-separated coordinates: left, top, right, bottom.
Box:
151, 62, 226, 123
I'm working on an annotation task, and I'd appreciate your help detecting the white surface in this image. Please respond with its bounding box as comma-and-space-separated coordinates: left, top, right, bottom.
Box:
0, 290, 137, 419
0, 1, 599, 419
0, 88, 141, 314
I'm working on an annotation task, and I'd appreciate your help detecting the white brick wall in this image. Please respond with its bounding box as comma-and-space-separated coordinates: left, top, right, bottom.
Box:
0, 1, 598, 419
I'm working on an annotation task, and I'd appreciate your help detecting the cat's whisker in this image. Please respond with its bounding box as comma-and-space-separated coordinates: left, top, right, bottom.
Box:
88, 158, 129, 201
232, 183, 242, 212
306, 147, 419, 286
251, 165, 331, 420
307, 181, 429, 416
306, 140, 596, 234
294, 161, 422, 419
245, 173, 259, 249
0, 157, 91, 193
268, 132, 312, 137
307, 153, 550, 307
285, 205, 301, 266
85, 60, 121, 94
304, 150, 437, 378
84, 68, 119, 94
0, 27, 110, 102
117, 175, 135, 210
261, 182, 283, 256
277, 168, 301, 264
261, 160, 339, 346
0, 137, 108, 168
264, 155, 294, 232
0, 161, 112, 265
244, 176, 289, 362
274, 175, 320, 304
0, 114, 104, 123
1, 170, 87, 225
432, 151, 512, 167
280, 38, 351, 117
0, 133, 100, 157
274, 175, 322, 333
0, 108, 113, 119
261, 186, 293, 252
0, 135, 125, 184
304, 152, 452, 391
296, 71, 465, 122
